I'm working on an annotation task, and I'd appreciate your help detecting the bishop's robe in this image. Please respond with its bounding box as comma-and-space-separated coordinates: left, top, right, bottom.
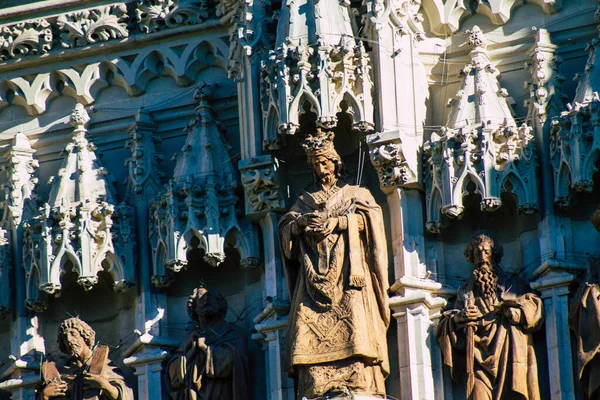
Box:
279, 180, 390, 398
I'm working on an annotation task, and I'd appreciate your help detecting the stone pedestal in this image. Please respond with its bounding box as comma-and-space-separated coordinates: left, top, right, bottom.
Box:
391, 280, 446, 400
0, 357, 40, 400
123, 332, 179, 400
254, 301, 294, 400
530, 260, 580, 400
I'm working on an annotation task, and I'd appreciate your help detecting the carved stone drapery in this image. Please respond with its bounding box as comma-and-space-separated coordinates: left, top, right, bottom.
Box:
239, 155, 285, 218
424, 27, 538, 233
22, 104, 136, 311
149, 84, 260, 286
550, 8, 600, 207
261, 0, 374, 145
57, 4, 129, 48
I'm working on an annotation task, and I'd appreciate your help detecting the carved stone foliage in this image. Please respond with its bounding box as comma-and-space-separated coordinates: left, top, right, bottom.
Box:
550, 9, 600, 207
22, 105, 136, 311
149, 84, 260, 286
367, 131, 420, 192
420, 0, 561, 36
424, 27, 538, 233
57, 4, 129, 48
136, 0, 212, 34
239, 155, 285, 217
0, 20, 52, 62
261, 0, 374, 147
0, 0, 229, 68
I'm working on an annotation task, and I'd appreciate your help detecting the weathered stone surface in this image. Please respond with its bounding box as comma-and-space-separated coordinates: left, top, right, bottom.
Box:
165, 285, 249, 399
39, 317, 134, 399
424, 26, 538, 233
278, 129, 390, 398
436, 231, 543, 399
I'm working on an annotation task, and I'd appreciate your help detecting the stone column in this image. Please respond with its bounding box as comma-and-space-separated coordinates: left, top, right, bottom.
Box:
530, 261, 579, 400
387, 188, 447, 400
239, 156, 292, 400
253, 211, 294, 400
0, 357, 41, 400
367, 132, 448, 400
254, 306, 294, 400
123, 333, 179, 400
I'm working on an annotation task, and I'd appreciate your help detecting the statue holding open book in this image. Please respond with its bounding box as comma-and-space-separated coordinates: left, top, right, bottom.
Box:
38, 317, 133, 400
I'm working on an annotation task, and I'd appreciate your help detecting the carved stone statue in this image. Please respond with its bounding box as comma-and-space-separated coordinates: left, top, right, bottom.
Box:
165, 285, 249, 400
278, 129, 390, 399
38, 317, 133, 400
569, 211, 600, 400
436, 231, 544, 400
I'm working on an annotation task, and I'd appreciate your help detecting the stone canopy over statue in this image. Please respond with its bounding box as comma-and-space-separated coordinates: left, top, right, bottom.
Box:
436, 231, 544, 400
38, 317, 133, 400
278, 129, 390, 399
165, 285, 249, 400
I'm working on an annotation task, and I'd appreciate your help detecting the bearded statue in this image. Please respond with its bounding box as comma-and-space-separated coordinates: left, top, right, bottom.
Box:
38, 317, 133, 400
165, 285, 249, 400
436, 231, 544, 400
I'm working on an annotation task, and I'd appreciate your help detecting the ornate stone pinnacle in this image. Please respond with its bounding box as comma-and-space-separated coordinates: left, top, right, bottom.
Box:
467, 26, 487, 51
70, 103, 90, 128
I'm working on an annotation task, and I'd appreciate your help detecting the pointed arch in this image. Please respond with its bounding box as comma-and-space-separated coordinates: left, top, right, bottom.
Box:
500, 171, 529, 205
555, 161, 572, 203
334, 91, 363, 125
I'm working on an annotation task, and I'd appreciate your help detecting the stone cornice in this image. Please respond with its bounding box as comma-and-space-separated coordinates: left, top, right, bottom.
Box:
0, 1, 236, 74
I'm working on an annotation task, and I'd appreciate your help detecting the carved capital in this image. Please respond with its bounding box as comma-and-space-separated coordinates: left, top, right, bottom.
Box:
239, 156, 286, 217
366, 131, 420, 193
